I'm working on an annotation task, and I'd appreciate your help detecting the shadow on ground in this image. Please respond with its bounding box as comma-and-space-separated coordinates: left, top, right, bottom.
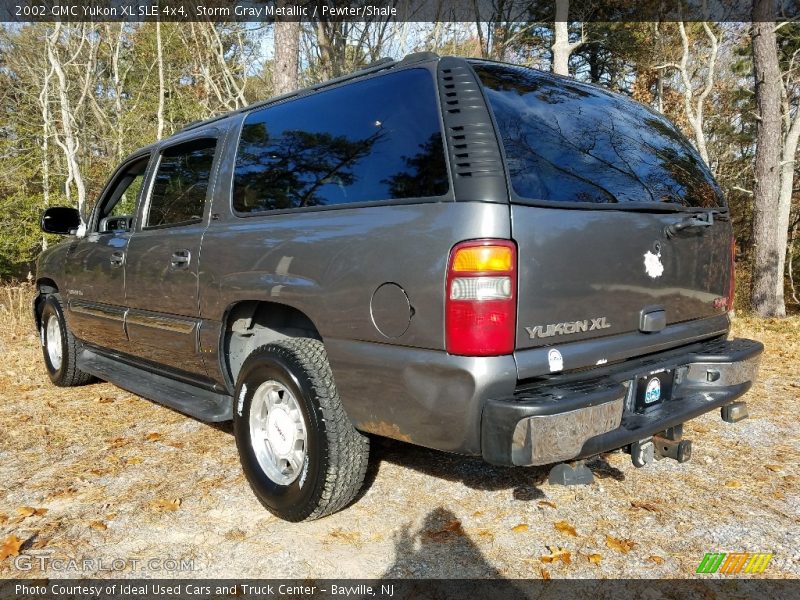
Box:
364, 436, 627, 499
382, 506, 504, 578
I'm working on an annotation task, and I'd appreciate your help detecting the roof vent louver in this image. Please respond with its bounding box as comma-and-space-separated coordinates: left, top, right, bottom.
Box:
437, 58, 507, 201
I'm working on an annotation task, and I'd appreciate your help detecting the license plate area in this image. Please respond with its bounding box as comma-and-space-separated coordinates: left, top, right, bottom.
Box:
634, 369, 675, 412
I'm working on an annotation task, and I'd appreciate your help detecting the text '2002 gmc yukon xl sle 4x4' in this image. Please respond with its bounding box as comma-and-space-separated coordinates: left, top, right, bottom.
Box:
34, 53, 763, 521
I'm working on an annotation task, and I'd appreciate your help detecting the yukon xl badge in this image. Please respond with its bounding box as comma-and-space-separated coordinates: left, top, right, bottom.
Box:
525, 317, 611, 339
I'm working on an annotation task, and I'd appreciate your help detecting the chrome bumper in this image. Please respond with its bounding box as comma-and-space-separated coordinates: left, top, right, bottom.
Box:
482, 337, 764, 467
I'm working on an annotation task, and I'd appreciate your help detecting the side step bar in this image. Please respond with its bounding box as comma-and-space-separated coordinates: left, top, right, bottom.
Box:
78, 348, 232, 422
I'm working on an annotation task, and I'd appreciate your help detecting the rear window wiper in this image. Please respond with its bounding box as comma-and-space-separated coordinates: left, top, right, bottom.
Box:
664, 209, 727, 238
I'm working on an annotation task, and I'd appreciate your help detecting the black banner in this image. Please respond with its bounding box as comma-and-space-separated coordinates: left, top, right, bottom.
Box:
1, 579, 798, 600
1, 0, 800, 23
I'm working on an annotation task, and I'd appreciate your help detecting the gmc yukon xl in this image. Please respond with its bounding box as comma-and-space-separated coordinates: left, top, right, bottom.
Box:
33, 53, 763, 521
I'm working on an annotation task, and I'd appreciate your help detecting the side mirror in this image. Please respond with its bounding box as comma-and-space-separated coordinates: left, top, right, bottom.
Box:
41, 206, 82, 235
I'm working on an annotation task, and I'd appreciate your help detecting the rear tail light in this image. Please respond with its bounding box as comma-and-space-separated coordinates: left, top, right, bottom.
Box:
446, 240, 516, 356
727, 238, 736, 312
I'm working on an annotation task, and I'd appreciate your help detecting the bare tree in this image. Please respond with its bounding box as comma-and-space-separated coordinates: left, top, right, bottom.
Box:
156, 21, 165, 140
751, 10, 786, 316
655, 22, 720, 166
46, 23, 88, 223
274, 20, 300, 95
552, 0, 584, 75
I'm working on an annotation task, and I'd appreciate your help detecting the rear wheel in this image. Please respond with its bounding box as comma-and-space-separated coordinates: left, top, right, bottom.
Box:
39, 294, 93, 387
233, 338, 369, 521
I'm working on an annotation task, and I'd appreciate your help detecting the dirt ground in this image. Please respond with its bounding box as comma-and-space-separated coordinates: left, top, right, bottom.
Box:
1, 286, 798, 580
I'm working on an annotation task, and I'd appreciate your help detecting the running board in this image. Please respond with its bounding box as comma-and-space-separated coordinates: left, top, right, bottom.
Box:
78, 348, 232, 422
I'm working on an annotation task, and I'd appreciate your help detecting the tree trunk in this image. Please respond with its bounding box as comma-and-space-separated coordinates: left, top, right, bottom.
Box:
156, 20, 165, 140
552, 0, 571, 75
751, 16, 786, 316
39, 49, 53, 251
273, 21, 300, 95
551, 0, 582, 76
47, 23, 87, 225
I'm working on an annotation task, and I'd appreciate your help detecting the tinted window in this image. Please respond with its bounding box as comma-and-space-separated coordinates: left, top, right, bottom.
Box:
233, 68, 448, 213
146, 139, 216, 227
95, 156, 149, 231
473, 63, 723, 208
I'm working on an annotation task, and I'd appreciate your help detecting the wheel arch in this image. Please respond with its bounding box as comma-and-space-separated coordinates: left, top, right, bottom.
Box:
219, 299, 323, 391
33, 277, 60, 330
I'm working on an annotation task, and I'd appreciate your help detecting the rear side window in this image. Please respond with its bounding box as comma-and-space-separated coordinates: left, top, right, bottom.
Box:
233, 68, 449, 214
146, 138, 217, 228
473, 63, 723, 208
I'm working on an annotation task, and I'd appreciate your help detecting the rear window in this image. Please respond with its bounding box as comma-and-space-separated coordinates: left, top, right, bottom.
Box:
472, 63, 723, 208
232, 68, 449, 214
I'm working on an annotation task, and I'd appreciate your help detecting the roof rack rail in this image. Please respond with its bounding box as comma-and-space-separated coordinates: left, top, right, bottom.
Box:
399, 51, 439, 65
178, 52, 439, 134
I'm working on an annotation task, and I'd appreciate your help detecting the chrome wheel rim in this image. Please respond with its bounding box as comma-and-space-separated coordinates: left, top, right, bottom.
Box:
249, 381, 307, 486
45, 314, 63, 371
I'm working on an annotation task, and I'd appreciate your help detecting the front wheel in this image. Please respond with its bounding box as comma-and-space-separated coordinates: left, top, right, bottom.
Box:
39, 294, 93, 387
233, 338, 369, 521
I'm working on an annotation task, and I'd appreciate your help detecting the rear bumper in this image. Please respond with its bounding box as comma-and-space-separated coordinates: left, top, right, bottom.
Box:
481, 337, 763, 466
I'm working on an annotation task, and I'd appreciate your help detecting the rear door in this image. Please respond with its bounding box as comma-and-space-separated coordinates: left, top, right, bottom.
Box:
124, 134, 220, 376
472, 62, 732, 350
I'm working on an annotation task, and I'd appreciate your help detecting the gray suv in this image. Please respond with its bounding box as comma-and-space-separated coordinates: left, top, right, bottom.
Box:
34, 53, 763, 521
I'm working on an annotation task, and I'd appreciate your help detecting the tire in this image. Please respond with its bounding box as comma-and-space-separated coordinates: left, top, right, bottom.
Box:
233, 338, 369, 521
39, 293, 93, 387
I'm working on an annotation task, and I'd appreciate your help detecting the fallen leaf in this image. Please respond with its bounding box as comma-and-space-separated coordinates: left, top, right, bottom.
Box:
0, 514, 7, 525
424, 519, 465, 540
108, 437, 128, 448
538, 500, 557, 509
97, 397, 114, 404
150, 498, 181, 512
145, 432, 162, 442
328, 528, 360, 544
540, 546, 571, 565
605, 535, 635, 554
630, 500, 660, 512
648, 555, 665, 565
554, 520, 577, 537
512, 523, 529, 533
476, 529, 495, 541
126, 457, 144, 465
0, 535, 23, 561
724, 480, 742, 488
89, 521, 107, 531
472, 510, 484, 517
765, 465, 782, 472
587, 553, 603, 564
16, 507, 35, 518
31, 539, 49, 550
166, 442, 185, 449
539, 568, 551, 580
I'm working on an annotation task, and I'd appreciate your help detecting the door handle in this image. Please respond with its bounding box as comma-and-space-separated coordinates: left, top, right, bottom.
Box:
110, 251, 125, 268
170, 249, 191, 269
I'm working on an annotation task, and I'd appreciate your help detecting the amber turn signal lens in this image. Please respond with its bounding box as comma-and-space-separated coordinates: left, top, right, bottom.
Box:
451, 245, 514, 272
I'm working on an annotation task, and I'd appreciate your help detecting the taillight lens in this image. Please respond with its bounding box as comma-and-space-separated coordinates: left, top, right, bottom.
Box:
446, 240, 516, 356
727, 238, 736, 311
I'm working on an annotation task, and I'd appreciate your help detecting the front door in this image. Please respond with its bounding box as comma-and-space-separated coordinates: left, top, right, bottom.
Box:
124, 136, 219, 377
64, 154, 150, 352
